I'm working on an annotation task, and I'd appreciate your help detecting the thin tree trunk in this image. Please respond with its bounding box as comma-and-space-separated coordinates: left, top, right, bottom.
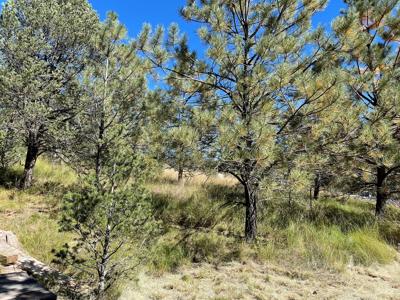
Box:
244, 182, 257, 242
95, 58, 108, 188
375, 165, 387, 216
96, 222, 111, 299
313, 173, 321, 200
177, 167, 184, 184
95, 142, 103, 186
20, 132, 40, 189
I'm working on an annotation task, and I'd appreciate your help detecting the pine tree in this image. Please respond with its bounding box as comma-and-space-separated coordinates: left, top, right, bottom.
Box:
58, 174, 157, 299
333, 0, 400, 215
67, 12, 149, 185
139, 0, 340, 241
153, 75, 210, 183
160, 96, 202, 183
0, 0, 98, 188
56, 13, 157, 299
0, 115, 20, 170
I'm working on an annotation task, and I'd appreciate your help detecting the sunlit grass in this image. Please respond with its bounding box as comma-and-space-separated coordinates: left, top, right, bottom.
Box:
147, 177, 399, 273
0, 158, 76, 264
0, 159, 399, 274
0, 212, 73, 264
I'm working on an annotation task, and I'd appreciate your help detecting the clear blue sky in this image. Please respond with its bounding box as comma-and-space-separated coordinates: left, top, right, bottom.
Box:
89, 0, 346, 48
0, 0, 346, 50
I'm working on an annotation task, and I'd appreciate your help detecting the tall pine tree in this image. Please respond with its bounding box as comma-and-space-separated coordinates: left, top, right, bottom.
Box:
56, 13, 157, 299
139, 0, 340, 241
333, 0, 400, 215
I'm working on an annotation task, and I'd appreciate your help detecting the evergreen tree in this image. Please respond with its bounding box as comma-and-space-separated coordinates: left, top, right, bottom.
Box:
333, 0, 400, 215
0, 115, 19, 170
59, 172, 157, 299
139, 0, 339, 241
154, 80, 209, 183
68, 12, 149, 185
0, 0, 98, 188
56, 14, 157, 299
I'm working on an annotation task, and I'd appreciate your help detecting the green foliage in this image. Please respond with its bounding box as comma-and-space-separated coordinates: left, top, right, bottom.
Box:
51, 13, 157, 299
68, 12, 150, 182
147, 177, 399, 274
330, 0, 400, 214
284, 223, 396, 270
1, 3, 400, 299
148, 237, 188, 274
139, 0, 343, 241
0, 0, 99, 188
0, 124, 20, 169
57, 176, 159, 297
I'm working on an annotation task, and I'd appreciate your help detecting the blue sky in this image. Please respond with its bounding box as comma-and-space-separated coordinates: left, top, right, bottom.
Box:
0, 0, 346, 47
89, 0, 346, 48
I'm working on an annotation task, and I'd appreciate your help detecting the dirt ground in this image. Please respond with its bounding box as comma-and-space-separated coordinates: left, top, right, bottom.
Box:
121, 259, 400, 300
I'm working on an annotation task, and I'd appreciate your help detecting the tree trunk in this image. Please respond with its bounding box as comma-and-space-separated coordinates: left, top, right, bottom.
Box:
375, 166, 388, 217
96, 222, 111, 299
20, 133, 39, 189
95, 144, 102, 186
313, 173, 321, 200
96, 276, 105, 300
244, 182, 257, 242
177, 167, 184, 184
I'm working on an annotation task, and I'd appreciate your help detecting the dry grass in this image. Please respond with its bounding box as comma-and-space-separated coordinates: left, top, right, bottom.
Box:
120, 258, 400, 300
1, 160, 400, 299
147, 169, 237, 203
0, 158, 75, 264
157, 168, 238, 186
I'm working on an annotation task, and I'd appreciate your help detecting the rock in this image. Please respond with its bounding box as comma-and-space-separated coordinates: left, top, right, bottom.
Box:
0, 248, 18, 266
0, 231, 20, 249
0, 231, 20, 266
0, 272, 57, 300
0, 230, 85, 299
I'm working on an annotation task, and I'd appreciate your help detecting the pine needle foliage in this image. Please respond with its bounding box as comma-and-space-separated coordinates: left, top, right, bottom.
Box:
332, 0, 400, 215
0, 0, 98, 188
139, 0, 343, 241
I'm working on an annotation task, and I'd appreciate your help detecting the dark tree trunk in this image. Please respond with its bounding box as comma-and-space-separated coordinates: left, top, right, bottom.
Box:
95, 111, 105, 188
375, 166, 388, 217
178, 167, 184, 184
313, 173, 321, 200
244, 182, 257, 242
95, 144, 102, 186
20, 133, 40, 189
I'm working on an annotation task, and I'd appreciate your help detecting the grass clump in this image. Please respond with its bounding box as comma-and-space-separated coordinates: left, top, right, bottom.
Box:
281, 223, 396, 270
148, 236, 188, 274
349, 229, 397, 265
34, 159, 76, 186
